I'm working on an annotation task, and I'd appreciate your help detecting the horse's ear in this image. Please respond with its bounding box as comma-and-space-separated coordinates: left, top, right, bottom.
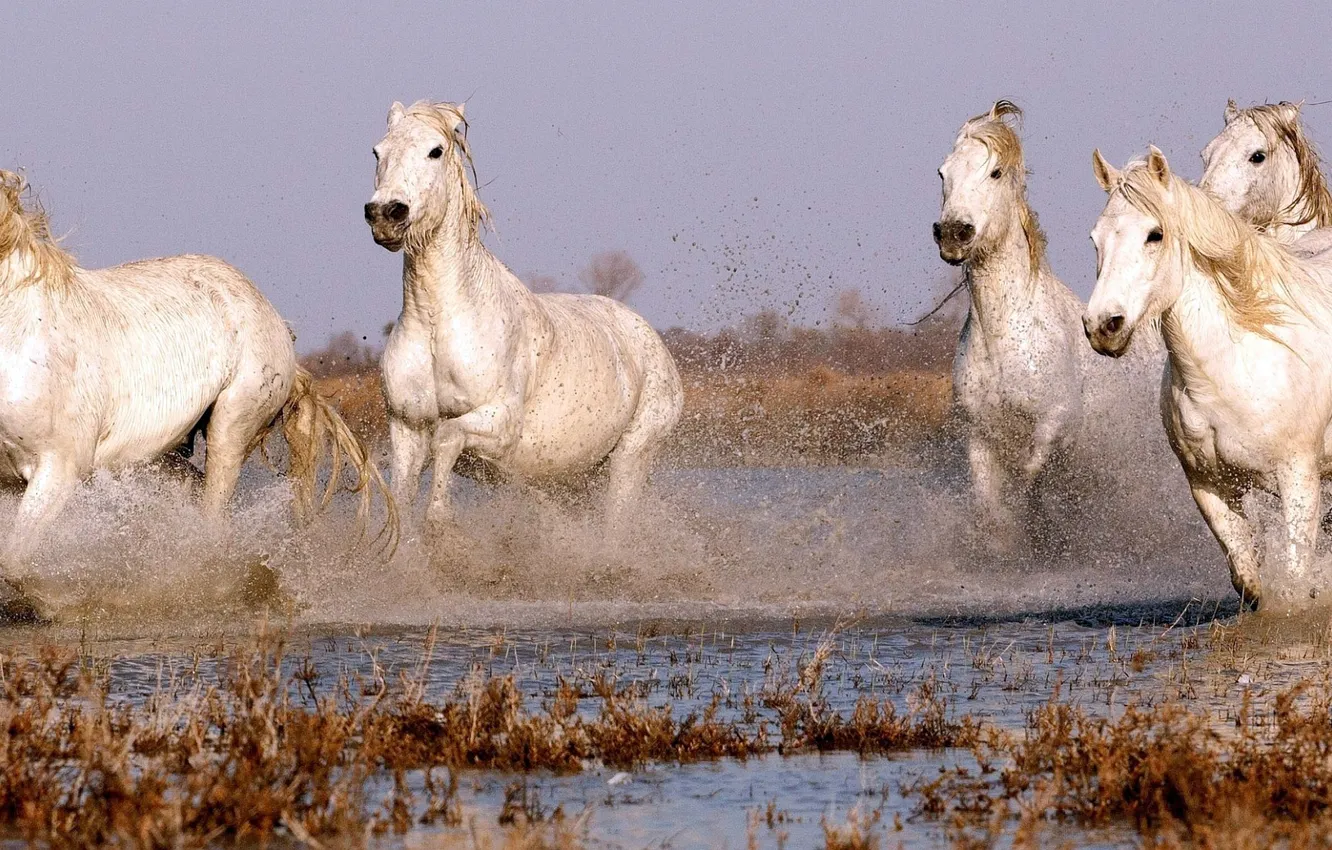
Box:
1092, 149, 1118, 192
1278, 100, 1303, 125
387, 101, 406, 128
1146, 145, 1171, 185
1224, 99, 1240, 124
456, 102, 466, 119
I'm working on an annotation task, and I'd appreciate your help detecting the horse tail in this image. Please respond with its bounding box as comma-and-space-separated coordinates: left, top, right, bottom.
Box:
254, 367, 399, 556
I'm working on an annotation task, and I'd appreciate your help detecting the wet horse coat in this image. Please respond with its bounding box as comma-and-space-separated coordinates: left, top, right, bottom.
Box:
365, 100, 682, 533
0, 171, 393, 616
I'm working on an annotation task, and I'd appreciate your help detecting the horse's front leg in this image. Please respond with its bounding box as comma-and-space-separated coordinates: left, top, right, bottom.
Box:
1189, 478, 1262, 608
968, 435, 1019, 555
2, 454, 83, 621
1022, 409, 1071, 486
388, 416, 433, 525
423, 422, 465, 540
424, 399, 522, 537
1275, 457, 1322, 603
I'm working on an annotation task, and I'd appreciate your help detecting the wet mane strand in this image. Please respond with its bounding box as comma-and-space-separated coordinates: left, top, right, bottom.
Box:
404, 101, 491, 241
957, 100, 1047, 275
0, 171, 74, 288
1117, 159, 1323, 337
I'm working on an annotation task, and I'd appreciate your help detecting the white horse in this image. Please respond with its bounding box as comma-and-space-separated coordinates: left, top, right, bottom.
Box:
1200, 99, 1332, 254
1086, 145, 1332, 608
0, 171, 394, 619
364, 100, 683, 535
932, 101, 1087, 552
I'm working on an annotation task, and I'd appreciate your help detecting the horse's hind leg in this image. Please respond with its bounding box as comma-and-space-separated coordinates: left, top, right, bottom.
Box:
200, 385, 280, 521
605, 446, 653, 530
604, 401, 676, 531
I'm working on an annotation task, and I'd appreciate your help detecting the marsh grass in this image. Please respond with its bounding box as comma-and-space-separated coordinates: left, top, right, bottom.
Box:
11, 615, 1332, 847
914, 672, 1332, 848
0, 626, 969, 847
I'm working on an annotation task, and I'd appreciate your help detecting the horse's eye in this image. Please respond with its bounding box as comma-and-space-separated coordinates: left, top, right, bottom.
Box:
990, 168, 1002, 179
428, 146, 444, 159
1146, 228, 1163, 244
1250, 150, 1266, 164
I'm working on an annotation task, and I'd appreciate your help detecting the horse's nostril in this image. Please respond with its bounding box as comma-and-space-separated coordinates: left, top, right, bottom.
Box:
957, 222, 975, 242
932, 221, 943, 242
385, 201, 409, 223
363, 202, 377, 223
1105, 315, 1125, 335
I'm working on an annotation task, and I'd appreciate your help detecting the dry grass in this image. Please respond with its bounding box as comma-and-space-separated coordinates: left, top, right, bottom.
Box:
0, 628, 969, 847
673, 367, 952, 466
914, 675, 1332, 848
313, 366, 954, 468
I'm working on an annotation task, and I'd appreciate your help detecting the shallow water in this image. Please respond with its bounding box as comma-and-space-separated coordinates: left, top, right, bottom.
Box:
5, 457, 1236, 631
2, 449, 1326, 846
30, 607, 1327, 849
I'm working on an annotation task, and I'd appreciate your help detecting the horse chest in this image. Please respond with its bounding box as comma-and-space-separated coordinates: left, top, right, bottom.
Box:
955, 323, 1053, 418
382, 321, 501, 423
1168, 384, 1270, 479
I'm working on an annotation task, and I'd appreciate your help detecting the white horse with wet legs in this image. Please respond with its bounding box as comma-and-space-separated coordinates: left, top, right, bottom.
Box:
364, 100, 683, 536
1086, 146, 1332, 609
0, 171, 394, 620
932, 101, 1087, 553
1200, 99, 1332, 254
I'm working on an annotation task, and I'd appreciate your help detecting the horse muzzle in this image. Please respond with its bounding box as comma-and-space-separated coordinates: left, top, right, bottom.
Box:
364, 200, 410, 251
933, 219, 975, 265
1083, 312, 1132, 358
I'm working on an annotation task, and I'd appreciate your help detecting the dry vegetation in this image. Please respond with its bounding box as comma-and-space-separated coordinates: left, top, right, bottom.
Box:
306, 305, 960, 467
6, 618, 1332, 847
0, 628, 970, 847
917, 677, 1332, 849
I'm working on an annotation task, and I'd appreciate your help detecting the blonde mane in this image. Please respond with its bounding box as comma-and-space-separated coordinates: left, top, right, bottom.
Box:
957, 100, 1047, 274
0, 171, 74, 288
1236, 101, 1332, 230
1116, 158, 1321, 336
404, 101, 491, 240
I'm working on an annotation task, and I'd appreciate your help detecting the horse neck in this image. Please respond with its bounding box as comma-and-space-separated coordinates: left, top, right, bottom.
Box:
400, 218, 522, 326
1159, 267, 1247, 389
964, 216, 1043, 330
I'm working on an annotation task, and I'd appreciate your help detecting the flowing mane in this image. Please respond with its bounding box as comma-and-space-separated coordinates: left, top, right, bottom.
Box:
0, 171, 74, 288
956, 100, 1047, 274
1234, 101, 1332, 230
1115, 157, 1324, 336
403, 101, 491, 241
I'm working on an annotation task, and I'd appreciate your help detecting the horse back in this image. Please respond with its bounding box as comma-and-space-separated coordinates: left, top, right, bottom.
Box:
75, 255, 293, 465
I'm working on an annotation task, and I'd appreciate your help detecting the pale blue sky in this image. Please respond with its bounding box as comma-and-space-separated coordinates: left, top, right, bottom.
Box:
3, 2, 1329, 349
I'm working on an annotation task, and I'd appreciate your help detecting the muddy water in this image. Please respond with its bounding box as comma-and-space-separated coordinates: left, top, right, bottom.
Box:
3, 458, 1234, 630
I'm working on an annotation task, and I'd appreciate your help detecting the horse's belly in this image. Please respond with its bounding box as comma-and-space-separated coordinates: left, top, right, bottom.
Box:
95, 384, 223, 467
505, 368, 637, 476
